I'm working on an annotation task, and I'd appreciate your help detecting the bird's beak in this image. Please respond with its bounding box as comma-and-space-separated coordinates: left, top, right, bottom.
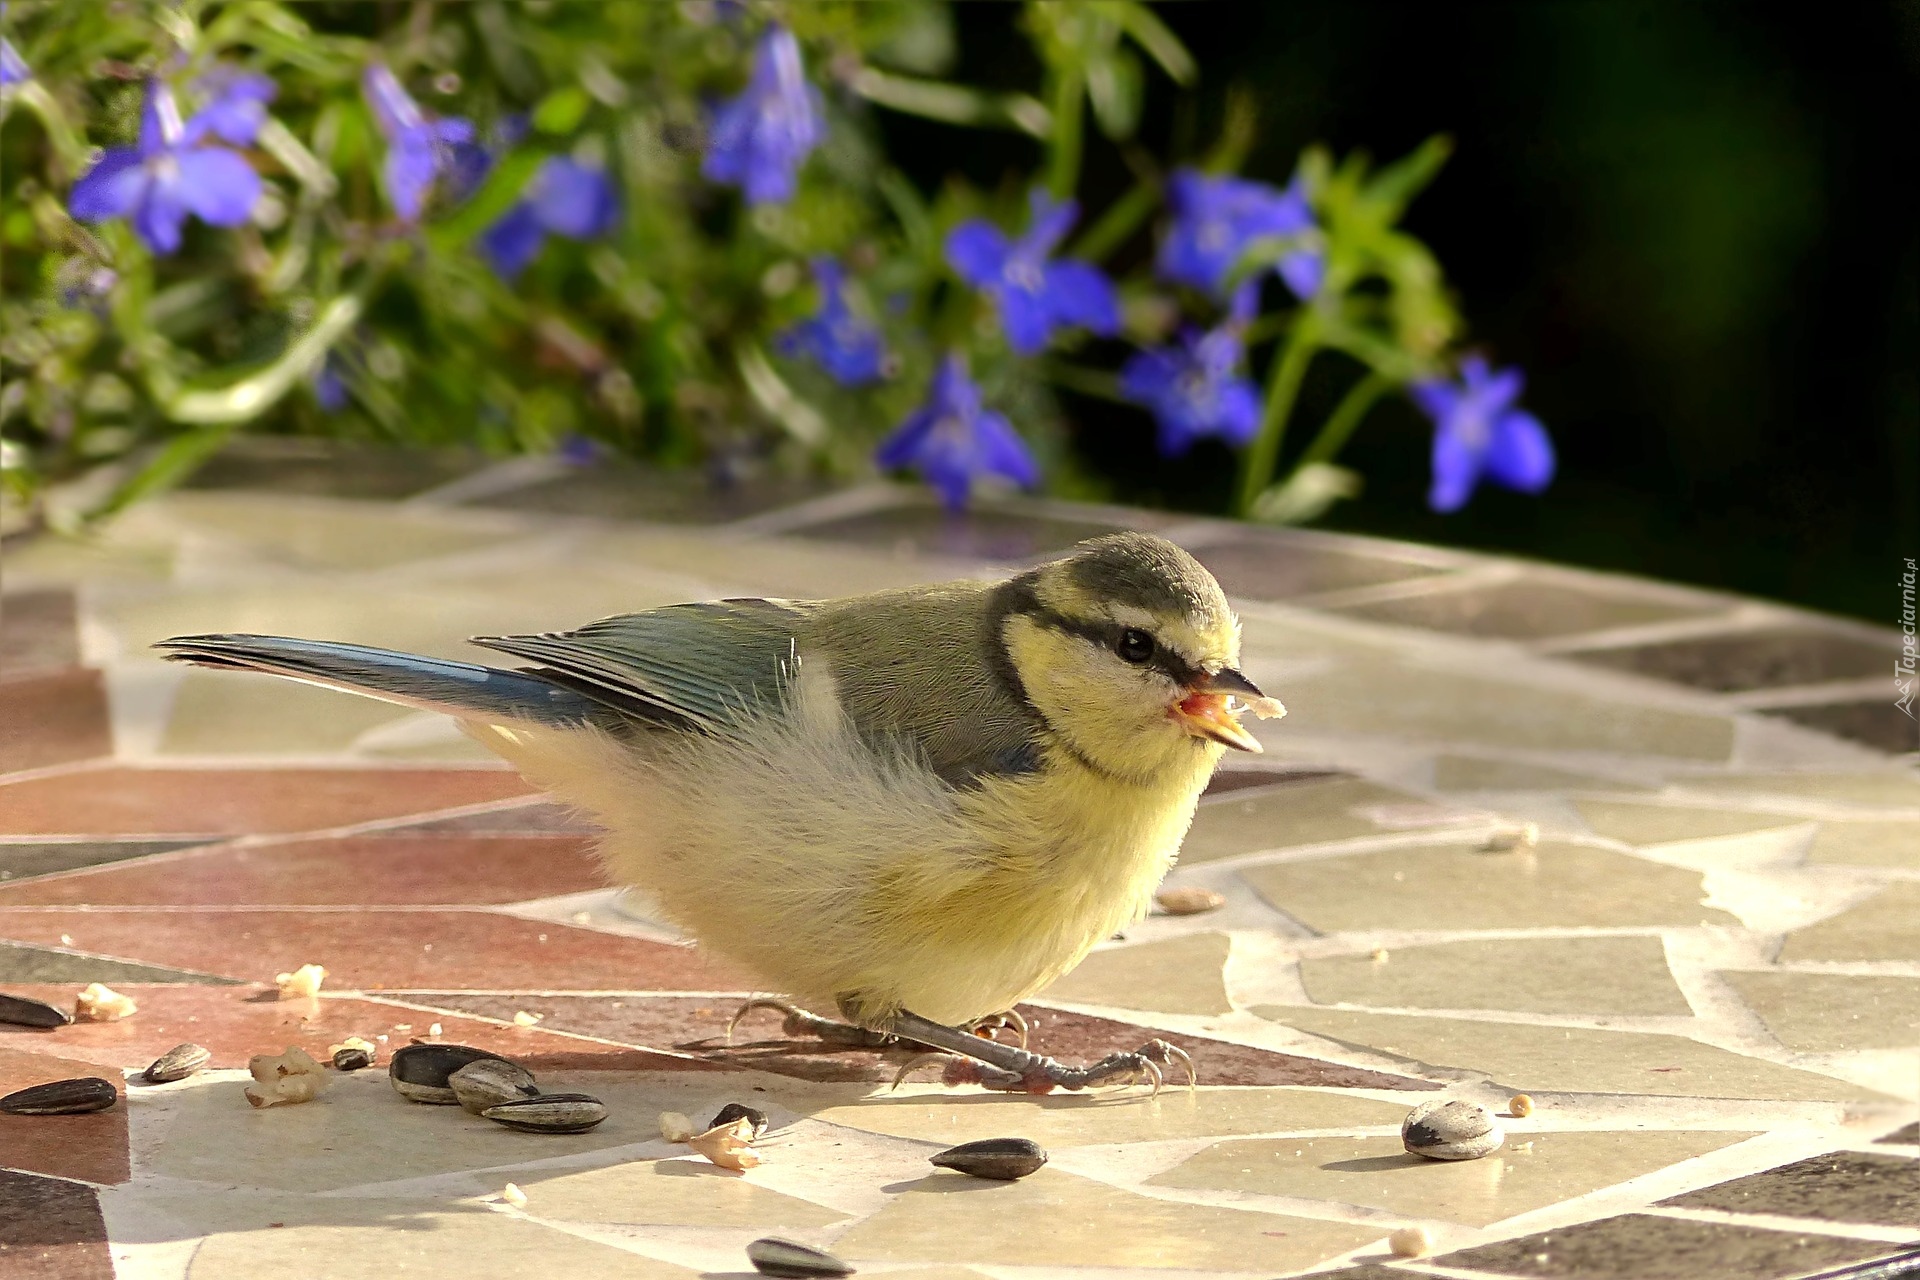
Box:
1170, 667, 1283, 753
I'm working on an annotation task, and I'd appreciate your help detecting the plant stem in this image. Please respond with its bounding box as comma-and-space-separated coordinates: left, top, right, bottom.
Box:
1069, 177, 1158, 263
1236, 312, 1318, 516
1046, 62, 1085, 200
1296, 370, 1389, 468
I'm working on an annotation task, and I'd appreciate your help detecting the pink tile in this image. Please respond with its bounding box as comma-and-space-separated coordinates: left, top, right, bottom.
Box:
0, 1046, 129, 1186
0, 1169, 114, 1278
0, 670, 112, 777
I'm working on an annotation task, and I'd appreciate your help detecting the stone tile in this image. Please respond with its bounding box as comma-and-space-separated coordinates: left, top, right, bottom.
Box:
1242, 842, 1735, 933
0, 910, 754, 992
1334, 578, 1703, 640
148, 1069, 742, 1193
0, 1168, 113, 1278
0, 668, 112, 775
157, 671, 412, 757
790, 503, 1144, 562
1190, 533, 1443, 600
391, 802, 599, 836
0, 834, 606, 906
1039, 933, 1233, 1016
1152, 1129, 1757, 1228
1660, 1150, 1920, 1226
527, 1159, 848, 1227
0, 767, 534, 837
1807, 820, 1920, 869
161, 492, 512, 572
1259, 1006, 1896, 1101
1572, 800, 1806, 846
1721, 973, 1920, 1052
1778, 883, 1920, 964
809, 1085, 1410, 1149
1433, 756, 1648, 792
1202, 767, 1351, 798
1569, 628, 1889, 692
469, 460, 830, 524
0, 984, 706, 1075
834, 1166, 1385, 1272
0, 840, 208, 884
1181, 777, 1433, 864
152, 1193, 698, 1279
1880, 1123, 1920, 1145
1433, 1212, 1903, 1279
1300, 936, 1693, 1017
0, 1046, 130, 1184
181, 437, 488, 500
0, 589, 80, 677
1277, 661, 1736, 761
1766, 700, 1920, 754
0, 941, 236, 985
1678, 772, 1920, 808
415, 995, 1435, 1090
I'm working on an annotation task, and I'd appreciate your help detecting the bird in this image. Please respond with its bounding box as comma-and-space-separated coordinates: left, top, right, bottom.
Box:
157, 531, 1283, 1093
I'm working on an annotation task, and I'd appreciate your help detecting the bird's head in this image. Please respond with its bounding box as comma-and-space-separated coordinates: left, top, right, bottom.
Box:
995, 532, 1283, 785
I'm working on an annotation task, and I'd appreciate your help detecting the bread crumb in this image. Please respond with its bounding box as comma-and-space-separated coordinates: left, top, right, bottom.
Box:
688, 1117, 762, 1170
1389, 1227, 1433, 1258
500, 1183, 527, 1209
659, 1110, 695, 1143
1509, 1093, 1534, 1118
274, 964, 326, 1000
327, 1035, 376, 1058
1370, 948, 1390, 963
244, 1046, 328, 1108
428, 1022, 443, 1036
74, 982, 137, 1022
513, 1010, 543, 1027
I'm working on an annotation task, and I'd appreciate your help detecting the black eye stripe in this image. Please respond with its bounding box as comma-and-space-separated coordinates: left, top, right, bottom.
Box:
1021, 607, 1201, 686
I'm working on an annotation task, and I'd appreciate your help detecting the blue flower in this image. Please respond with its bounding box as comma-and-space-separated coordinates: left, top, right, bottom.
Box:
363, 63, 488, 222
1410, 355, 1555, 512
476, 156, 620, 280
946, 192, 1120, 357
703, 24, 825, 206
312, 357, 349, 412
1, 35, 29, 86
875, 353, 1038, 510
68, 80, 262, 255
1159, 169, 1323, 300
776, 258, 889, 386
188, 66, 276, 146
1120, 284, 1262, 457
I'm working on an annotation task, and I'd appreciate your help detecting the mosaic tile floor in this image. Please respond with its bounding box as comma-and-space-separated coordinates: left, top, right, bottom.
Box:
2, 442, 1917, 1280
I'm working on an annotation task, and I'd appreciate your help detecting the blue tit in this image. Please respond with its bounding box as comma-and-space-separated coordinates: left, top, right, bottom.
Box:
158, 532, 1282, 1092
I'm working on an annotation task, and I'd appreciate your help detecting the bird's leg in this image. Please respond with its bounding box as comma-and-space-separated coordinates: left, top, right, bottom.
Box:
968, 1007, 1029, 1048
727, 998, 898, 1048
885, 1009, 1194, 1096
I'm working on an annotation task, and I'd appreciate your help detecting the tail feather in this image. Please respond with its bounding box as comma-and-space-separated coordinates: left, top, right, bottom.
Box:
155, 633, 601, 727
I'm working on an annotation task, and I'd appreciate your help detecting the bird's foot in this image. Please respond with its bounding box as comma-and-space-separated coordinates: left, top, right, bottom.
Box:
726, 998, 897, 1049
887, 1007, 1194, 1098
966, 1008, 1029, 1048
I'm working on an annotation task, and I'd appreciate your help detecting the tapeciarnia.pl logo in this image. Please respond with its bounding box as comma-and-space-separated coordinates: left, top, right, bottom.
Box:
1899, 556, 1917, 720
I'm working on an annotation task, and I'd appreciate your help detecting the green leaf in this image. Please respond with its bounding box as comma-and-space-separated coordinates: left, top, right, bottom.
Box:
1363, 134, 1453, 222
163, 290, 366, 425
533, 85, 591, 136
1250, 462, 1362, 525
1085, 46, 1143, 140
1099, 0, 1196, 85
90, 424, 240, 520
850, 67, 1052, 138
426, 149, 546, 253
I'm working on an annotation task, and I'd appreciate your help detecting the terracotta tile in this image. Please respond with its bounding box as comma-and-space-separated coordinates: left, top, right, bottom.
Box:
0, 910, 753, 992
0, 840, 209, 884
0, 834, 607, 906
0, 940, 236, 984
1191, 533, 1443, 600
0, 669, 112, 776
408, 993, 1438, 1090
391, 801, 599, 835
0, 1047, 129, 1185
790, 502, 1141, 561
0, 984, 714, 1075
0, 1169, 114, 1279
1433, 1212, 1903, 1279
0, 589, 80, 678
1660, 1150, 1920, 1226
1335, 577, 1704, 640
0, 767, 535, 837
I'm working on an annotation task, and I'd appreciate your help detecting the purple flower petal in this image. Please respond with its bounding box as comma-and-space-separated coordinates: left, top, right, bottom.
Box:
68, 147, 148, 220
477, 201, 547, 280
363, 64, 425, 140
1020, 193, 1079, 258
702, 24, 824, 206
1428, 420, 1482, 513
131, 173, 190, 254
1043, 259, 1120, 335
529, 157, 619, 239
1413, 356, 1554, 511
188, 67, 277, 146
874, 353, 1035, 509
778, 257, 889, 386
945, 220, 1010, 286
1279, 247, 1325, 301
174, 146, 261, 226
1, 36, 30, 86
1159, 167, 1316, 296
383, 133, 440, 222
1485, 409, 1555, 492
139, 80, 185, 156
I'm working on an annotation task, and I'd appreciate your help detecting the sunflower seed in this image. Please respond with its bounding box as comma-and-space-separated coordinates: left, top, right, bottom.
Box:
1, 1077, 118, 1115
449, 1057, 540, 1114
333, 1047, 374, 1072
1402, 1099, 1504, 1161
709, 1102, 769, 1138
746, 1237, 855, 1278
1154, 886, 1225, 916
142, 1043, 211, 1083
0, 993, 72, 1029
929, 1136, 1048, 1181
481, 1092, 607, 1133
388, 1043, 508, 1104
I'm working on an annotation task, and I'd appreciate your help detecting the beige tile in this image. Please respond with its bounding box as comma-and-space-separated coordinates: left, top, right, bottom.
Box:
1242, 842, 1736, 933
1256, 1007, 1895, 1102
1679, 773, 1920, 808
834, 1166, 1383, 1272
1807, 820, 1920, 869
1573, 800, 1806, 846
1299, 936, 1692, 1017
576, 529, 986, 599
1778, 883, 1920, 964
1041, 933, 1233, 1016
163, 492, 514, 571
1150, 1129, 1757, 1227
1433, 757, 1648, 793
1721, 972, 1920, 1052
159, 669, 410, 756
1276, 661, 1735, 760
810, 1086, 1409, 1149
528, 1159, 849, 1227
1182, 778, 1430, 864
150, 1193, 695, 1279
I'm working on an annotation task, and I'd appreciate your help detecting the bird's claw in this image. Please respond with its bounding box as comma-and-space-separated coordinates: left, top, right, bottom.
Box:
934, 1039, 1193, 1097
966, 1008, 1030, 1049
726, 998, 896, 1048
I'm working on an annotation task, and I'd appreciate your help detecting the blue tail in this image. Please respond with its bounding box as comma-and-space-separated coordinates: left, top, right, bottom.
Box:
155, 634, 601, 726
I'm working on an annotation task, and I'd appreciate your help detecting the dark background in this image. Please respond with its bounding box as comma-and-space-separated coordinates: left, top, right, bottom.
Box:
884, 1, 1919, 624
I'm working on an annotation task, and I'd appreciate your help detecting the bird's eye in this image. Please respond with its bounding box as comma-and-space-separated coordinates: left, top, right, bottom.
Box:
1115, 629, 1155, 664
